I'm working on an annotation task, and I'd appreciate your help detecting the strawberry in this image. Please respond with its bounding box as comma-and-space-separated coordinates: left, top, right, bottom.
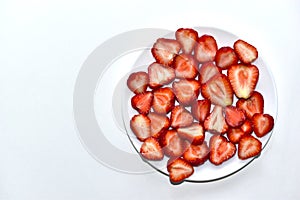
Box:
215, 46, 238, 69
198, 62, 221, 84
131, 92, 153, 114
140, 137, 164, 161
204, 105, 228, 134
195, 34, 218, 63
127, 71, 149, 94
167, 158, 194, 184
130, 114, 151, 142
177, 123, 205, 145
170, 105, 194, 128
209, 134, 236, 165
152, 87, 175, 114
252, 113, 274, 137
172, 79, 200, 105
173, 54, 198, 79
234, 39, 258, 64
228, 64, 259, 99
148, 112, 170, 139
148, 62, 175, 89
191, 99, 211, 123
240, 119, 253, 135
161, 129, 186, 157
236, 91, 264, 118
227, 128, 248, 144
151, 38, 181, 66
224, 106, 246, 127
238, 135, 262, 160
201, 74, 233, 107
183, 142, 210, 166
175, 28, 198, 54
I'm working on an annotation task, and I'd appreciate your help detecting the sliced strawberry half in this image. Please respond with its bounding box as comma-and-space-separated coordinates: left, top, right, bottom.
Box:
148, 112, 170, 139
236, 91, 264, 118
167, 158, 194, 184
151, 38, 181, 66
148, 62, 175, 89
195, 34, 218, 63
228, 64, 259, 99
177, 123, 205, 145
234, 39, 258, 64
227, 128, 248, 144
131, 92, 153, 114
161, 129, 186, 158
215, 46, 238, 69
127, 71, 149, 94
183, 142, 210, 166
204, 105, 228, 134
191, 99, 211, 123
240, 119, 253, 135
172, 79, 200, 105
130, 114, 151, 142
198, 62, 221, 84
224, 106, 246, 127
140, 137, 164, 161
252, 113, 274, 138
209, 134, 236, 165
173, 54, 198, 79
175, 28, 198, 54
170, 105, 194, 128
152, 87, 175, 114
201, 74, 233, 107
238, 135, 262, 160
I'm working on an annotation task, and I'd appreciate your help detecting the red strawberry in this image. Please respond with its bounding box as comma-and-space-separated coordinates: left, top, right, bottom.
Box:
170, 105, 194, 128
175, 28, 198, 54
228, 64, 259, 99
195, 34, 218, 63
127, 71, 149, 94
177, 123, 205, 145
240, 119, 253, 135
183, 142, 210, 166
130, 114, 151, 141
234, 39, 258, 64
173, 54, 198, 79
140, 137, 164, 161
131, 92, 153, 114
191, 99, 211, 123
204, 105, 228, 134
201, 74, 233, 107
151, 38, 181, 66
172, 79, 200, 105
236, 91, 264, 118
167, 158, 194, 184
209, 134, 236, 165
148, 112, 170, 138
252, 113, 274, 137
238, 135, 262, 160
227, 128, 248, 144
224, 106, 246, 127
152, 87, 175, 114
161, 129, 186, 157
215, 46, 238, 69
148, 62, 175, 89
198, 62, 221, 84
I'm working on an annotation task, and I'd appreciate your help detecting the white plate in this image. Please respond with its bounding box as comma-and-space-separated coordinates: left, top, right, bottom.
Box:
122, 27, 278, 182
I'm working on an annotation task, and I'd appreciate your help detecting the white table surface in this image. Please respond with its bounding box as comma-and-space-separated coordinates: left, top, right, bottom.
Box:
1, 0, 299, 199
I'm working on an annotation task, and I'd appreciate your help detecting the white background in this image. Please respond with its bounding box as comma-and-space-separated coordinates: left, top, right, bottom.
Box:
1, 0, 300, 199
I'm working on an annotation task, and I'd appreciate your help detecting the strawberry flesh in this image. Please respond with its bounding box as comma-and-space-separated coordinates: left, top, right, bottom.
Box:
238, 135, 262, 160
215, 46, 238, 69
161, 130, 186, 158
191, 99, 211, 123
234, 39, 258, 64
148, 62, 175, 89
177, 123, 205, 145
224, 106, 246, 127
172, 79, 200, 106
195, 34, 218, 63
228, 64, 259, 99
127, 71, 149, 94
209, 134, 236, 165
170, 105, 194, 128
173, 54, 198, 79
236, 91, 264, 119
152, 87, 175, 114
130, 114, 151, 142
167, 158, 194, 184
183, 142, 210, 166
140, 137, 164, 160
175, 28, 198, 54
131, 92, 153, 114
148, 112, 170, 139
252, 113, 274, 137
204, 105, 228, 134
